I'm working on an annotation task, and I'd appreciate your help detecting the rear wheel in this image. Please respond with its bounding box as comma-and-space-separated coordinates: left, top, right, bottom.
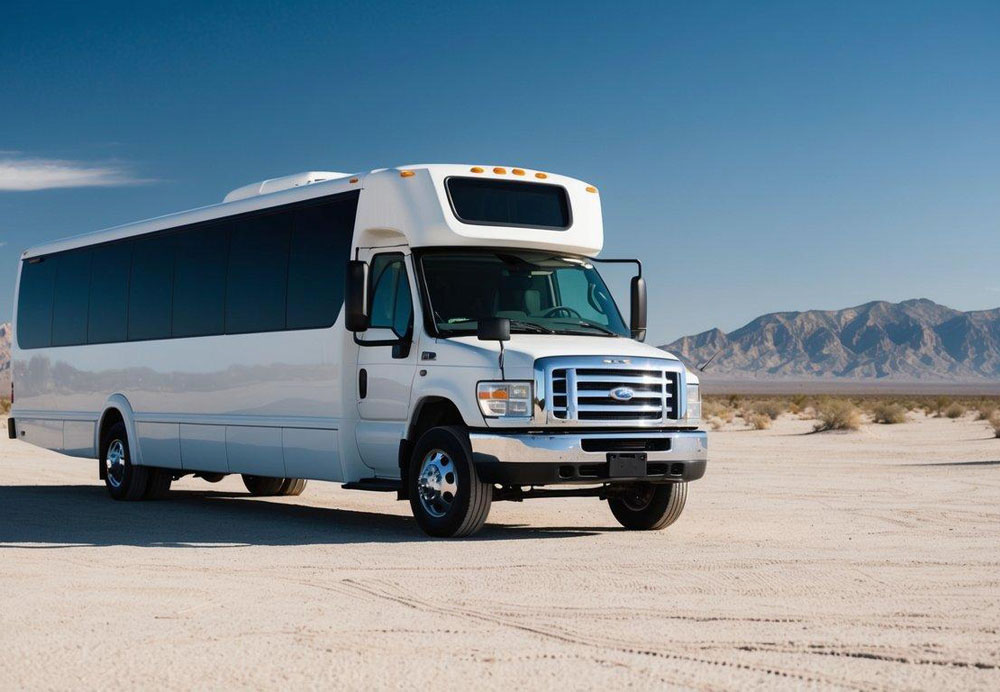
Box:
242, 475, 307, 496
278, 478, 307, 496
242, 475, 286, 496
143, 468, 173, 500
408, 426, 492, 537
608, 482, 687, 530
102, 421, 149, 501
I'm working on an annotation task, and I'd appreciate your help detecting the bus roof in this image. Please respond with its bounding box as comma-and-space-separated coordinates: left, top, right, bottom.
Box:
21, 164, 604, 259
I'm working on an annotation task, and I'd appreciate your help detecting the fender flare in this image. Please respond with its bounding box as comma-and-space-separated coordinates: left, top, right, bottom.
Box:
95, 395, 145, 467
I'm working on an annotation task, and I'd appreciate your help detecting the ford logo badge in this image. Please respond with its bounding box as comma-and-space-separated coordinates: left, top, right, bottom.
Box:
610, 386, 635, 401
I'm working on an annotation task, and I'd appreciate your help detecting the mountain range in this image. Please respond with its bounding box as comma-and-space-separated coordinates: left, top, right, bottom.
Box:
662, 299, 1000, 381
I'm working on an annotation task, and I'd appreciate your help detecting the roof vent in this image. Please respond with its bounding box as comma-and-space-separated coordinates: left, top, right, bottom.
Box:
223, 171, 351, 203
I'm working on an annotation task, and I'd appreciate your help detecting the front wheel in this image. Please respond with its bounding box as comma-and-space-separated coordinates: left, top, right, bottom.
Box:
408, 426, 492, 537
608, 482, 687, 530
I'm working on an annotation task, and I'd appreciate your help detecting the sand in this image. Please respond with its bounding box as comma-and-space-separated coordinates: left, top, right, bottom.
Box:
1, 413, 998, 690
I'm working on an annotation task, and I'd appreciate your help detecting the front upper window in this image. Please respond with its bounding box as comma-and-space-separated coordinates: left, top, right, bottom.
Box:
419, 249, 628, 337
446, 177, 571, 230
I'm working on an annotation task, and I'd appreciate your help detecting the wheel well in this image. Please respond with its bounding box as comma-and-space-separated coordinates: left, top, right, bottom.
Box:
398, 398, 465, 499
97, 409, 124, 480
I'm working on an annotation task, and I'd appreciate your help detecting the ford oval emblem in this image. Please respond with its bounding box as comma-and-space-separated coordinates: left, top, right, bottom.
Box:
610, 386, 635, 401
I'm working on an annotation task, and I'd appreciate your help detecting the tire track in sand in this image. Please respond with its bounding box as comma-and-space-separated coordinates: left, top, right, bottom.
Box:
287, 576, 869, 691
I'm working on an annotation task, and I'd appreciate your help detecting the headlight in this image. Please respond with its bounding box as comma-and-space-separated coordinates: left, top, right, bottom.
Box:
686, 383, 701, 421
477, 381, 532, 418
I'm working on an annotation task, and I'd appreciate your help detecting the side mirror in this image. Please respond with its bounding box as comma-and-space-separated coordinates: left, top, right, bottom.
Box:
345, 260, 369, 332
477, 317, 511, 342
630, 276, 647, 342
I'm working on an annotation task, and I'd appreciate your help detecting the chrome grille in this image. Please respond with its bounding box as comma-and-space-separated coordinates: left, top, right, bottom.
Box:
542, 358, 682, 426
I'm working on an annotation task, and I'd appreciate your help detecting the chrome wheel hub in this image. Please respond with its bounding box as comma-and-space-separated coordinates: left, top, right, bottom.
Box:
416, 450, 458, 518
105, 439, 126, 489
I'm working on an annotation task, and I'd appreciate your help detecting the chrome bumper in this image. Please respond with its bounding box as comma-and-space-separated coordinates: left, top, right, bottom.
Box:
468, 430, 707, 464
468, 429, 707, 486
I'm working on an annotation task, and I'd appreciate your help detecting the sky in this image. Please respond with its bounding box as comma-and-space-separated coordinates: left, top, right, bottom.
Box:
1, 0, 998, 344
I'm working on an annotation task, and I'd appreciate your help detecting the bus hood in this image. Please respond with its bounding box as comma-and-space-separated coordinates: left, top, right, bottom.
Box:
439, 334, 681, 378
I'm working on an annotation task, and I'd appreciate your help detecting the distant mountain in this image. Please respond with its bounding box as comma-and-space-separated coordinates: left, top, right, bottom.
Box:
662, 299, 1000, 381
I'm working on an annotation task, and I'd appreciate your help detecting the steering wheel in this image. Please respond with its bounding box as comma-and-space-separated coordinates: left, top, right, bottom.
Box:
541, 306, 583, 319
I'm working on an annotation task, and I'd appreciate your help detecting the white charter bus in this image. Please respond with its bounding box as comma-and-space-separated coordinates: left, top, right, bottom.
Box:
9, 165, 707, 537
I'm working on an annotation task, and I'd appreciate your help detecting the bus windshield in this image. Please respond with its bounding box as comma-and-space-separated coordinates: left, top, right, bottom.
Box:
419, 249, 628, 337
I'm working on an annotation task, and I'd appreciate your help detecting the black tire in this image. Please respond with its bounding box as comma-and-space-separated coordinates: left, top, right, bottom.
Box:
408, 425, 491, 538
101, 421, 149, 501
198, 473, 226, 483
608, 482, 687, 530
143, 468, 173, 500
242, 474, 286, 496
278, 478, 307, 496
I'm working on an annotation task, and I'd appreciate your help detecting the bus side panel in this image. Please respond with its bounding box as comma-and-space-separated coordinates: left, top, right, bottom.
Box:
63, 421, 96, 457
136, 423, 183, 470
15, 418, 63, 452
226, 426, 284, 478
179, 424, 229, 474
282, 428, 341, 482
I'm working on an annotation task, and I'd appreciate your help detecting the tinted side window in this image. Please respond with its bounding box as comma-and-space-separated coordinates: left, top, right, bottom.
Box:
88, 242, 133, 343
51, 250, 93, 346
286, 196, 357, 329
226, 214, 290, 333
128, 234, 175, 341
173, 225, 228, 338
369, 254, 412, 337
16, 258, 56, 349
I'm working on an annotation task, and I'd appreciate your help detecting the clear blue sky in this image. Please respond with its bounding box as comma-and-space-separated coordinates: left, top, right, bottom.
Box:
2, 0, 998, 343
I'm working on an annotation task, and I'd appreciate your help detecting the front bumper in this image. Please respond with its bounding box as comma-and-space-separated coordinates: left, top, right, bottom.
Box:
469, 429, 707, 486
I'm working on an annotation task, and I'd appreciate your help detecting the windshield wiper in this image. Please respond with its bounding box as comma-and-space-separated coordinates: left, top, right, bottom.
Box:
508, 319, 555, 334
551, 319, 620, 336
437, 318, 554, 334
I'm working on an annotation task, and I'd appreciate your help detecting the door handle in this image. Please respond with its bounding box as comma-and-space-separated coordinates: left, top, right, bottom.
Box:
359, 369, 368, 399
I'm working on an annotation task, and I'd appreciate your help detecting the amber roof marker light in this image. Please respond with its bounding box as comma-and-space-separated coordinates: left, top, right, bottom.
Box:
585, 185, 597, 193
470, 166, 484, 173
512, 168, 525, 176
493, 167, 507, 174
535, 172, 548, 179
400, 170, 415, 178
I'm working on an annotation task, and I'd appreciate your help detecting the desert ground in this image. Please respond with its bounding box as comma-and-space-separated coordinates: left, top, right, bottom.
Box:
1, 413, 998, 690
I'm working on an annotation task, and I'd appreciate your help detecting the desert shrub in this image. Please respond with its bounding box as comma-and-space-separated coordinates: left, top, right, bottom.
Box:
933, 396, 951, 416
708, 417, 725, 431
704, 397, 736, 423
944, 403, 966, 419
976, 405, 996, 421
813, 399, 861, 432
746, 413, 771, 430
752, 400, 784, 420
871, 402, 906, 424
990, 413, 1000, 439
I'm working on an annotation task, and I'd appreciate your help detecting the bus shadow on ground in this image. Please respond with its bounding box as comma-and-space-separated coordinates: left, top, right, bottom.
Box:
0, 484, 605, 547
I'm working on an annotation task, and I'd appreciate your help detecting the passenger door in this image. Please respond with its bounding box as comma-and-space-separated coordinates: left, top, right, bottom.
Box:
355, 250, 418, 476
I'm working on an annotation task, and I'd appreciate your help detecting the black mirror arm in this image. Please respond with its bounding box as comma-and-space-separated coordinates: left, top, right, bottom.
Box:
591, 257, 642, 278
353, 333, 404, 348
354, 328, 414, 359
